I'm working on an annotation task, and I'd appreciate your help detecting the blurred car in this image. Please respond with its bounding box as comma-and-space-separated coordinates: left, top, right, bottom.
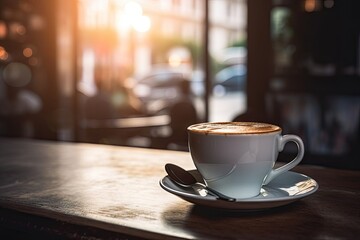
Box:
213, 64, 247, 97
133, 66, 200, 113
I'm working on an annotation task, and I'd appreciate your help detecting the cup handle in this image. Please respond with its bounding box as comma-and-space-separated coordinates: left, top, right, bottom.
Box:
263, 135, 304, 185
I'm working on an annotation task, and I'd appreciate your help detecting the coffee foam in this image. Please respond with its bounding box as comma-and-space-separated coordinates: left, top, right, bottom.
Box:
187, 122, 281, 135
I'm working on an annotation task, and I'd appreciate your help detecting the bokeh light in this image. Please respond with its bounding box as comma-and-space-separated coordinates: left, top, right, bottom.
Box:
23, 47, 33, 58
28, 57, 39, 66
0, 21, 7, 38
0, 46, 9, 61
3, 62, 32, 87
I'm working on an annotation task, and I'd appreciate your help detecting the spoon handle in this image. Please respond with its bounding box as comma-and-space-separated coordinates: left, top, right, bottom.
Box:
194, 183, 236, 202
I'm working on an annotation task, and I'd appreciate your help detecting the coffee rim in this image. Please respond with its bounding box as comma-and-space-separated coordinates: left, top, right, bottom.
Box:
187, 122, 282, 135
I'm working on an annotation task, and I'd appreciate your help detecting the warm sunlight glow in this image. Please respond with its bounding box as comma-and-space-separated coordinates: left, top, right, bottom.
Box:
169, 54, 182, 67
133, 15, 151, 33
124, 1, 143, 21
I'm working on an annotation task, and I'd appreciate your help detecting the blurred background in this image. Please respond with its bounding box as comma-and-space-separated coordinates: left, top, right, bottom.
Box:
0, 0, 359, 169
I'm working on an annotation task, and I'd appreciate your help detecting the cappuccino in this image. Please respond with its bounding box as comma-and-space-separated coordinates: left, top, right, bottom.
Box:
188, 122, 281, 135
187, 121, 304, 199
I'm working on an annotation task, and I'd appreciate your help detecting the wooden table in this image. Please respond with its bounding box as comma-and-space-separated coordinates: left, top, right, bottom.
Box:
0, 138, 359, 239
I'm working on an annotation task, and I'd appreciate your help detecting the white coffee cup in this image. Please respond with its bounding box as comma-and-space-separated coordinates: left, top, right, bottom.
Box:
187, 122, 304, 199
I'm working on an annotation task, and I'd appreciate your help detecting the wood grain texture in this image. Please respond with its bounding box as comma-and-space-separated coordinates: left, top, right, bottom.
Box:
0, 138, 359, 239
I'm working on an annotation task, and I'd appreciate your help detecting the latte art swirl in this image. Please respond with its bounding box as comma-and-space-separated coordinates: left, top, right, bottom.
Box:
187, 122, 281, 135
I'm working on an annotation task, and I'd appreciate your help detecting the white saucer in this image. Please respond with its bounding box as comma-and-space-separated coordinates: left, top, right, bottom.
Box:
160, 170, 318, 211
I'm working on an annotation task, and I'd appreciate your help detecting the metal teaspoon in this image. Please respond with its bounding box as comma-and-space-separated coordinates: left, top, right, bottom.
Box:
165, 163, 236, 202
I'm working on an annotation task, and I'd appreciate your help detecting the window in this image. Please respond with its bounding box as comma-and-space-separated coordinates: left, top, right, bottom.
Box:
74, 0, 247, 149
